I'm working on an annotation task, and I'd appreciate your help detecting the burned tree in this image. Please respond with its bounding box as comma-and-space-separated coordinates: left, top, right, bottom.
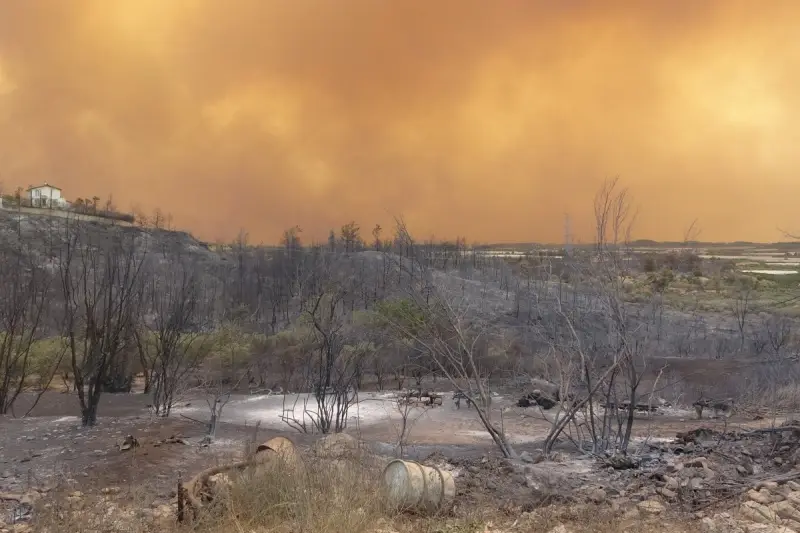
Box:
377, 221, 517, 459
281, 250, 360, 434
531, 177, 666, 456
59, 219, 146, 426
733, 279, 754, 348
189, 323, 253, 442
142, 251, 212, 417
0, 229, 52, 414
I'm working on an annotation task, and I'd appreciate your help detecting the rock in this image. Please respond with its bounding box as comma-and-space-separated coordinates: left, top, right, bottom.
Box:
629, 487, 656, 501
743, 524, 795, 533
656, 487, 677, 500
750, 490, 774, 506
587, 488, 607, 504
784, 519, 800, 531
770, 493, 787, 503
787, 481, 800, 492
770, 501, 800, 523
684, 457, 709, 468
621, 508, 641, 521
689, 477, 705, 490
312, 433, 362, 458
607, 454, 640, 470
701, 517, 717, 532
520, 451, 535, 464
740, 501, 779, 525
547, 526, 573, 533
666, 462, 684, 473
701, 516, 746, 533
637, 500, 666, 516
707, 513, 746, 533
786, 492, 800, 507
152, 504, 173, 519
664, 475, 680, 491
610, 498, 626, 513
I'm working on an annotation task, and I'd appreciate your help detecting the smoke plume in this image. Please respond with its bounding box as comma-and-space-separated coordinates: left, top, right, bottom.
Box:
0, 1, 798, 243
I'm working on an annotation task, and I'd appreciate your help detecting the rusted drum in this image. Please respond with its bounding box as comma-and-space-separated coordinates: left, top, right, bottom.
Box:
255, 436, 300, 468
382, 460, 455, 514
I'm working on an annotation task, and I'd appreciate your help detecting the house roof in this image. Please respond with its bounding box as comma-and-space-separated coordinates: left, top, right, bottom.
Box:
26, 183, 61, 191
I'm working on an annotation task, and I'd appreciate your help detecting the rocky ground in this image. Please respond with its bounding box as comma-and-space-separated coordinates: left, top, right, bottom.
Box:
428, 421, 800, 532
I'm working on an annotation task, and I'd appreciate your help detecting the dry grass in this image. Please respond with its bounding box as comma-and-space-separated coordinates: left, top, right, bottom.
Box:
28, 448, 699, 533
176, 451, 385, 533
32, 485, 159, 533
174, 451, 676, 533
773, 384, 800, 412
407, 505, 695, 533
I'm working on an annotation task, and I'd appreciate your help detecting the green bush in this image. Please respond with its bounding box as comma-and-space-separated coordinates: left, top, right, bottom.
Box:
372, 298, 427, 334
0, 336, 69, 389
647, 268, 674, 293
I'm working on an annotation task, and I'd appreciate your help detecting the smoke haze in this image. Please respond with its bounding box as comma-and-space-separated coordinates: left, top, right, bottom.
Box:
0, 1, 798, 243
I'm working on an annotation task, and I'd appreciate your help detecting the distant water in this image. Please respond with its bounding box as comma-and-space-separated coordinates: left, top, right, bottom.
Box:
741, 269, 798, 275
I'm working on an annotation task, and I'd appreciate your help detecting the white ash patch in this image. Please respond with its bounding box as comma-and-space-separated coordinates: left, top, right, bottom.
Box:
53, 416, 81, 424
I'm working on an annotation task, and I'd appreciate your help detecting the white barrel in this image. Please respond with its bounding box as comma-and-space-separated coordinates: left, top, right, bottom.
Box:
382, 460, 455, 514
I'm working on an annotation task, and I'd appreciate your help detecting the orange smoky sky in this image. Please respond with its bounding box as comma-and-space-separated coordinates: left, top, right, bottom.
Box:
0, 1, 799, 244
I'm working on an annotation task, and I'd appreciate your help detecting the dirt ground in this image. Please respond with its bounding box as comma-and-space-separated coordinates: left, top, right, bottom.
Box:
1, 386, 795, 532
0, 387, 773, 490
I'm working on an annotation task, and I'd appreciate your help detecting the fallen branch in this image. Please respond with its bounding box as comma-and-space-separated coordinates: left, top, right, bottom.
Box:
743, 426, 800, 435
695, 470, 800, 511
178, 437, 297, 522
180, 413, 208, 425
709, 449, 741, 464
180, 458, 254, 516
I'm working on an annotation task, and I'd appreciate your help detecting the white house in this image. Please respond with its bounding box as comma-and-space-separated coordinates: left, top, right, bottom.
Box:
27, 183, 68, 208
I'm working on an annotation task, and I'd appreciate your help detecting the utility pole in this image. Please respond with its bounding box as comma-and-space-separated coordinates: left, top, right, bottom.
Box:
563, 213, 572, 257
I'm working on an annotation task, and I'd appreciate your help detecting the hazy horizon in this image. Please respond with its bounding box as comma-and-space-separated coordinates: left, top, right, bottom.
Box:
1, 1, 799, 244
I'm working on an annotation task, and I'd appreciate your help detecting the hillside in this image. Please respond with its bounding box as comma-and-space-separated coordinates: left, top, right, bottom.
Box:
1, 212, 800, 533
0, 208, 219, 261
